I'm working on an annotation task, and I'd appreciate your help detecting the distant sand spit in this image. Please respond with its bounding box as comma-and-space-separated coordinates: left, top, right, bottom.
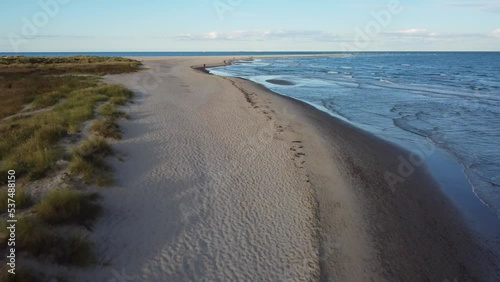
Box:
66, 56, 499, 281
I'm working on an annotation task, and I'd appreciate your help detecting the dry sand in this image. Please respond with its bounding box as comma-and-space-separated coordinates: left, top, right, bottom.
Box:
70, 56, 499, 281
73, 57, 319, 281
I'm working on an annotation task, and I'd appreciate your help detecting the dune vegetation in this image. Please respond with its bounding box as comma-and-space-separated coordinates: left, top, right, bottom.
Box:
0, 56, 140, 281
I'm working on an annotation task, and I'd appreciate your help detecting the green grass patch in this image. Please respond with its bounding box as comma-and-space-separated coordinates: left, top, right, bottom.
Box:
0, 83, 132, 183
95, 84, 134, 99
31, 90, 65, 109
89, 117, 122, 139
69, 137, 114, 185
0, 56, 141, 75
97, 103, 127, 119
73, 137, 113, 158
0, 74, 98, 119
109, 96, 129, 105
0, 56, 136, 276
35, 188, 101, 226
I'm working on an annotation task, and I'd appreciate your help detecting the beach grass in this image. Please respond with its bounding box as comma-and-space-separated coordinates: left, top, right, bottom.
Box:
89, 117, 122, 139
97, 103, 128, 119
69, 137, 114, 185
0, 56, 141, 75
35, 188, 101, 226
0, 56, 138, 276
12, 217, 54, 255
0, 83, 133, 183
0, 56, 138, 119
56, 235, 95, 266
0, 216, 95, 267
109, 96, 129, 105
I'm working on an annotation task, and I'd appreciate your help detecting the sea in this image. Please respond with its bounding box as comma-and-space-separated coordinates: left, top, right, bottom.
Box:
3, 51, 499, 235
207, 52, 500, 234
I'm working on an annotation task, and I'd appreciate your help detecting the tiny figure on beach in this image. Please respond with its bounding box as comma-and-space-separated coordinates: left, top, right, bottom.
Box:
203, 64, 206, 68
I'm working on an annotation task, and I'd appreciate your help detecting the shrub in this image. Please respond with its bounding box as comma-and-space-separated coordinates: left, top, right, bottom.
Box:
35, 188, 101, 225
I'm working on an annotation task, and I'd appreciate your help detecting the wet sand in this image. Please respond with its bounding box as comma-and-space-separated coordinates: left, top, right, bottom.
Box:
265, 79, 296, 85
71, 56, 499, 281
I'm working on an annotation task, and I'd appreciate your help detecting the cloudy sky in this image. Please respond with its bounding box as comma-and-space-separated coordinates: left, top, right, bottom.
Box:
1, 0, 499, 52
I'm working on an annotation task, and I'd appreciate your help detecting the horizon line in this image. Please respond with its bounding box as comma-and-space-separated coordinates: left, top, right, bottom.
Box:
1, 50, 500, 53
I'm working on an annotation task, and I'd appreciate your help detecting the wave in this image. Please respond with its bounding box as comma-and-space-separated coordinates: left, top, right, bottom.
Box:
380, 79, 397, 85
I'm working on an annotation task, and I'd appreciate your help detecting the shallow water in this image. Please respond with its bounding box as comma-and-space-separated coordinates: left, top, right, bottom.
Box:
209, 52, 500, 219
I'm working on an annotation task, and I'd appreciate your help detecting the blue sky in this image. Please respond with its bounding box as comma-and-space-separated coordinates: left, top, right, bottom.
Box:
1, 0, 499, 52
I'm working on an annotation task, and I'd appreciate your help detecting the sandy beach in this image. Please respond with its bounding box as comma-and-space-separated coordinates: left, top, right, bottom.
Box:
71, 56, 499, 281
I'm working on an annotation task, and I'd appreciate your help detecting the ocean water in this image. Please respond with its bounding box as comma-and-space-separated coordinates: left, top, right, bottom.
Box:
208, 52, 500, 219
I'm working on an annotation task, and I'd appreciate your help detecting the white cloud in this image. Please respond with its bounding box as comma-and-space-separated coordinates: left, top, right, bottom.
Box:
171, 28, 500, 51
382, 28, 499, 41
174, 29, 350, 42
392, 29, 430, 34
445, 1, 500, 12
383, 29, 440, 38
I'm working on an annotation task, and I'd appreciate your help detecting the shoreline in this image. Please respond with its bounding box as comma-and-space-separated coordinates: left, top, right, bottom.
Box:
222, 74, 500, 281
203, 58, 500, 235
199, 59, 500, 280
70, 56, 499, 281
225, 69, 500, 240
